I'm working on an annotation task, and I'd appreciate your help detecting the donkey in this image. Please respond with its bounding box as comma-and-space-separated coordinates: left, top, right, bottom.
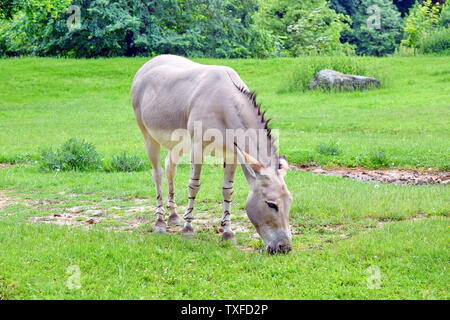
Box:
131, 55, 293, 254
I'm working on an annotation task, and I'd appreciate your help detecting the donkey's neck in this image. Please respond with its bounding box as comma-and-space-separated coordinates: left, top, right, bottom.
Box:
226, 88, 279, 170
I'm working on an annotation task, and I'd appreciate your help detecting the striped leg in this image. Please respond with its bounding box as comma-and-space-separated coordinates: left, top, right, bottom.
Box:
221, 163, 237, 241
182, 162, 202, 237
165, 151, 181, 226
145, 136, 166, 233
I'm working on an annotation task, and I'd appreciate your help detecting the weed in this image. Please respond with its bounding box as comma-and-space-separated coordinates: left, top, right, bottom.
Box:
39, 138, 102, 171
107, 152, 146, 172
316, 141, 342, 156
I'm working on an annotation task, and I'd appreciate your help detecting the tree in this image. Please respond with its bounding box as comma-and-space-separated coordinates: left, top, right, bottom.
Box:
255, 0, 354, 56
393, 0, 418, 16
401, 0, 442, 48
0, 0, 277, 58
351, 0, 403, 56
330, 0, 359, 16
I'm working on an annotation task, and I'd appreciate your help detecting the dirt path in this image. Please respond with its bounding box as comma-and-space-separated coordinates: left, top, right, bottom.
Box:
0, 163, 16, 168
0, 191, 14, 210
294, 165, 450, 185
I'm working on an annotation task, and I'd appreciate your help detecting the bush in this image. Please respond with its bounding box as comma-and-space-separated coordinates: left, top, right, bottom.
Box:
368, 150, 391, 168
420, 27, 450, 54
439, 2, 450, 28
287, 55, 376, 92
108, 152, 146, 172
401, 0, 442, 49
354, 150, 392, 169
255, 0, 354, 56
0, 0, 277, 58
316, 141, 342, 156
351, 0, 403, 56
40, 138, 102, 171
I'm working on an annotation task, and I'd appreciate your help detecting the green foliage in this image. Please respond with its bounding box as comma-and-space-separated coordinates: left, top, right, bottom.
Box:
1, 57, 448, 170
330, 0, 359, 16
0, 0, 277, 58
351, 0, 403, 56
393, 0, 417, 16
0, 0, 71, 56
255, 0, 354, 56
401, 0, 442, 49
419, 27, 450, 54
367, 150, 391, 168
0, 153, 35, 164
40, 138, 102, 171
108, 152, 146, 172
316, 141, 342, 156
353, 150, 393, 168
287, 55, 372, 92
439, 2, 450, 27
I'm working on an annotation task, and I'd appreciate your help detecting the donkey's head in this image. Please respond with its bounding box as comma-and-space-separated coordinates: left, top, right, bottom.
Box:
236, 148, 293, 254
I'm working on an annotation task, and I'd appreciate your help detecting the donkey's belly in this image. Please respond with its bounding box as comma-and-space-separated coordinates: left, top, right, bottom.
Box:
147, 126, 191, 151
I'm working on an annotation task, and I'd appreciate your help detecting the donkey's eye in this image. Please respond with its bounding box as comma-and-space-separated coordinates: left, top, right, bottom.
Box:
265, 201, 278, 211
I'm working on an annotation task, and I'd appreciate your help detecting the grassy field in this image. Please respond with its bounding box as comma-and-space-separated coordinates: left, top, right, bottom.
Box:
0, 56, 449, 299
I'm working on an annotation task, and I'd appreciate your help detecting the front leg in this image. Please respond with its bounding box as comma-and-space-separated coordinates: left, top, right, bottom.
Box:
182, 162, 202, 237
221, 163, 237, 241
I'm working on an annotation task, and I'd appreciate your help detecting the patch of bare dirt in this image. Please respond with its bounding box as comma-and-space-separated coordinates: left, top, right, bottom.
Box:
294, 165, 450, 185
0, 192, 13, 211
0, 163, 16, 168
0, 190, 18, 216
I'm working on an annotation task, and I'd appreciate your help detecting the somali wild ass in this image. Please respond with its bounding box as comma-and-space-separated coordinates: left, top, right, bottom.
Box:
131, 55, 293, 254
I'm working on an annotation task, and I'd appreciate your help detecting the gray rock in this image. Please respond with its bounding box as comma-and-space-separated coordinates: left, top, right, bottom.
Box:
309, 69, 380, 91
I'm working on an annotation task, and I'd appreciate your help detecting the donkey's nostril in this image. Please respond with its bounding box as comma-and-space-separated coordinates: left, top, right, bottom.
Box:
266, 241, 291, 254
277, 243, 291, 253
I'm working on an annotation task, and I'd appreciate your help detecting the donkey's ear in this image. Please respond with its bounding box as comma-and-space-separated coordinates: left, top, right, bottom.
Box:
278, 155, 289, 179
234, 143, 265, 179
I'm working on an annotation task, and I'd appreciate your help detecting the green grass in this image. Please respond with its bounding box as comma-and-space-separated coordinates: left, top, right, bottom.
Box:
0, 215, 448, 299
0, 56, 449, 169
0, 56, 449, 299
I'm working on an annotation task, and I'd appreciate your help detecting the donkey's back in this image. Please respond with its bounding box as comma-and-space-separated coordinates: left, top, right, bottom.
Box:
131, 54, 246, 148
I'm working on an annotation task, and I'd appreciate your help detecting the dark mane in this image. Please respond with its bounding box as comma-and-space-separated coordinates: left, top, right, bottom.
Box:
232, 84, 279, 168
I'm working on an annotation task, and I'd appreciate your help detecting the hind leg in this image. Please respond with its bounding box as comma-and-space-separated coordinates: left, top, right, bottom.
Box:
182, 142, 203, 237
144, 135, 166, 233
165, 151, 181, 226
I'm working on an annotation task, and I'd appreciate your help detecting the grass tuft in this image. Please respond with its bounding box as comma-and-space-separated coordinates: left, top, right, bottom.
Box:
316, 141, 342, 156
107, 151, 146, 172
39, 138, 102, 172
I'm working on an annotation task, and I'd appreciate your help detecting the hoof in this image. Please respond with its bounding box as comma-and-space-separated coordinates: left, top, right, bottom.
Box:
153, 219, 166, 233
181, 224, 194, 237
221, 231, 236, 242
167, 213, 181, 226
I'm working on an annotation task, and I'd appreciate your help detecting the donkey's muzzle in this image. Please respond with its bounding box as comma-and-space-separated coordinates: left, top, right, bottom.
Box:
267, 238, 292, 255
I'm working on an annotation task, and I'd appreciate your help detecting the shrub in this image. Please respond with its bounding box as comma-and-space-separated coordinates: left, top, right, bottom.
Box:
368, 150, 391, 168
287, 55, 375, 92
353, 150, 393, 169
255, 0, 354, 56
439, 2, 450, 28
420, 27, 450, 54
39, 138, 101, 171
351, 0, 403, 56
108, 152, 146, 172
401, 0, 442, 49
0, 153, 35, 164
316, 141, 342, 156
0, 0, 277, 58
